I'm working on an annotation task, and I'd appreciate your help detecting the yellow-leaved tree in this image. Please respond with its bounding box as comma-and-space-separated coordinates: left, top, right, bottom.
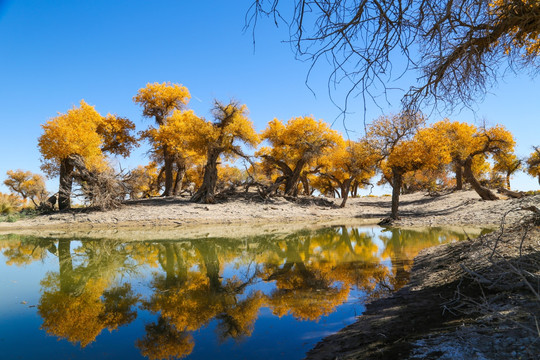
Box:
430, 120, 477, 190
489, 0, 540, 58
189, 101, 259, 203
140, 109, 206, 196
126, 162, 160, 199
38, 100, 137, 210
318, 139, 378, 207
4, 170, 48, 207
493, 152, 522, 189
526, 147, 540, 185
368, 112, 451, 219
134, 82, 191, 196
432, 120, 515, 200
216, 164, 245, 192
258, 116, 342, 197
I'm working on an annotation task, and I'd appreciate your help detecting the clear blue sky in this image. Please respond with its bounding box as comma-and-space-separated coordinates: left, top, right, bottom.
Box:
0, 0, 538, 195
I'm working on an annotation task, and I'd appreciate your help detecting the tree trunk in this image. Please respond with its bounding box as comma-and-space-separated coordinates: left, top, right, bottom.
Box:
391, 169, 403, 220
191, 148, 220, 203
339, 182, 347, 199
505, 173, 511, 190
58, 240, 73, 293
387, 229, 410, 289
284, 159, 306, 196
300, 175, 310, 195
172, 163, 186, 196
58, 158, 74, 210
196, 243, 222, 293
162, 145, 174, 196
497, 187, 524, 199
340, 178, 352, 208
463, 158, 499, 200
455, 161, 463, 190
351, 180, 359, 197
261, 176, 287, 198
163, 243, 176, 287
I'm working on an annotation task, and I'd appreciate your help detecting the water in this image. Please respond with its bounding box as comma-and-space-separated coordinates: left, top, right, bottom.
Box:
0, 226, 490, 359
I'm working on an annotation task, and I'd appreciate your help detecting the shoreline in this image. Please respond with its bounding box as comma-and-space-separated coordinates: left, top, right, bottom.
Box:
1, 190, 538, 358
305, 219, 540, 359
1, 191, 538, 233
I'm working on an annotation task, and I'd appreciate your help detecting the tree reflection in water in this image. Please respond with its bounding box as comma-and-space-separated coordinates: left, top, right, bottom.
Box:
0, 226, 474, 359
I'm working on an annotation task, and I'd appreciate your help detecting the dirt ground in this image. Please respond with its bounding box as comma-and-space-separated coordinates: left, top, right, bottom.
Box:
0, 190, 538, 232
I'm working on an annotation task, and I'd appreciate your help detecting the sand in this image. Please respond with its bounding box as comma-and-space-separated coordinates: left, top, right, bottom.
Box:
0, 191, 538, 235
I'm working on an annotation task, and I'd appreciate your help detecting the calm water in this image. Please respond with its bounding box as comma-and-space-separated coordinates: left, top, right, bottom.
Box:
0, 226, 490, 359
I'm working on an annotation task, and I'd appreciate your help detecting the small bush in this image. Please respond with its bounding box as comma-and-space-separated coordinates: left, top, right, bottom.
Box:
6, 214, 19, 222
0, 193, 23, 214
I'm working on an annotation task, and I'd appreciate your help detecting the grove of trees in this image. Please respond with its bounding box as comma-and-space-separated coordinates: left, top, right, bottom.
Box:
1, 82, 537, 221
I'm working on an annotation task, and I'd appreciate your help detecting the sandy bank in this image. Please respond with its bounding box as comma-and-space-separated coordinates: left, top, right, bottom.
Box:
0, 191, 538, 234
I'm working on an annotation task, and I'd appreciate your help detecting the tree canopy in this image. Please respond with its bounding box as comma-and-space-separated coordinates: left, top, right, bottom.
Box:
258, 115, 342, 196
526, 146, 540, 184
4, 170, 48, 207
134, 82, 192, 196
367, 112, 451, 218
38, 100, 136, 210
190, 101, 260, 203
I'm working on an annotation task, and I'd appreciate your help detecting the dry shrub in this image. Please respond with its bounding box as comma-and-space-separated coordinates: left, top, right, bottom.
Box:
77, 169, 129, 210
0, 193, 23, 214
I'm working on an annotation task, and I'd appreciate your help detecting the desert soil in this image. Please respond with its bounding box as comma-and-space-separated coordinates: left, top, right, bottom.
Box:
0, 190, 538, 233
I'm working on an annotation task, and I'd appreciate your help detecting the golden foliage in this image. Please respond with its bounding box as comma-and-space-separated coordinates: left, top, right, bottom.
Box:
526, 147, 540, 180
432, 120, 515, 162
127, 162, 160, 199
217, 291, 264, 340
325, 140, 378, 183
209, 101, 260, 153
38, 100, 136, 177
97, 115, 138, 157
133, 82, 191, 123
1, 239, 48, 265
493, 151, 522, 188
38, 277, 109, 347
38, 100, 105, 176
315, 139, 378, 200
216, 164, 244, 190
151, 109, 208, 155
136, 319, 194, 360
267, 286, 350, 321
369, 113, 451, 174
401, 167, 454, 193
260, 116, 341, 166
493, 152, 521, 174
4, 170, 48, 205
0, 192, 23, 214
367, 112, 425, 156
490, 0, 540, 57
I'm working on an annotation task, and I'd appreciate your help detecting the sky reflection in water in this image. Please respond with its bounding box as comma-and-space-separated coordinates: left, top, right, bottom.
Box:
0, 226, 490, 359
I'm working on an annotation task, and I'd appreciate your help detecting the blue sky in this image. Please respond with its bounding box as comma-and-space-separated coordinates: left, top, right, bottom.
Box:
0, 0, 538, 195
